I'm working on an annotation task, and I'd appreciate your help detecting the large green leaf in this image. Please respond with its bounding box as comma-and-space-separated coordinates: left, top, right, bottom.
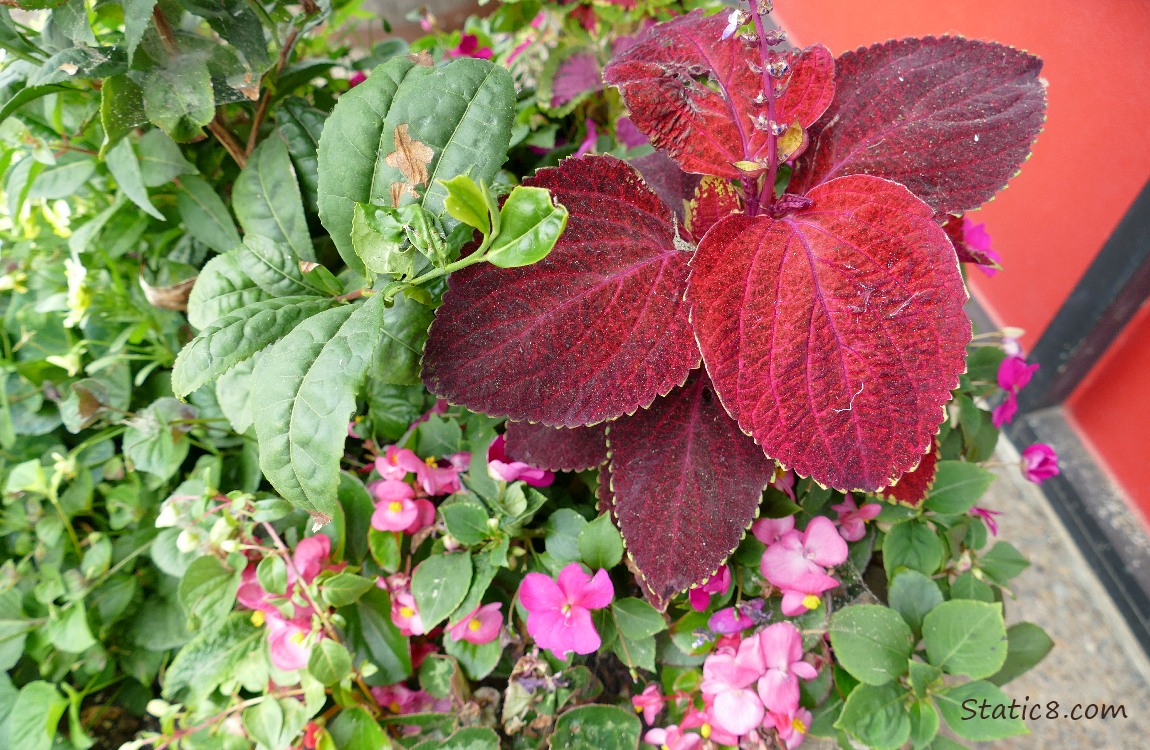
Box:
922, 600, 1008, 680
176, 174, 242, 254
186, 248, 266, 330
277, 98, 325, 212
6, 682, 68, 750
252, 295, 387, 519
238, 234, 323, 297
375, 293, 434, 386
234, 136, 316, 261
173, 296, 335, 398
828, 605, 914, 686
140, 57, 215, 142
317, 57, 515, 274
550, 705, 641, 750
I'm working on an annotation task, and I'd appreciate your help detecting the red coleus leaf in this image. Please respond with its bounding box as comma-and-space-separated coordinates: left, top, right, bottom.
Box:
504, 421, 608, 472
422, 155, 699, 426
630, 151, 700, 223
879, 439, 939, 507
685, 176, 743, 243
603, 10, 834, 179
792, 37, 1045, 215
687, 175, 971, 493
607, 370, 775, 609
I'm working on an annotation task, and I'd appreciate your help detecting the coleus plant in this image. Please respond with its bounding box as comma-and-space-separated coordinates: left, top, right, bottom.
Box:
420, 4, 1045, 605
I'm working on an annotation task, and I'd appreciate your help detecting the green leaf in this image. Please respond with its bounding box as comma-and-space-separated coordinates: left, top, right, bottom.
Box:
327, 706, 391, 750
828, 605, 914, 685
883, 520, 944, 577
443, 635, 501, 682
47, 604, 96, 652
835, 682, 911, 750
949, 570, 996, 602
28, 154, 96, 199
347, 589, 411, 684
611, 598, 666, 640
217, 357, 256, 433
922, 600, 1007, 680
235, 136, 316, 261
909, 699, 941, 748
413, 727, 499, 750
550, 705, 641, 750
123, 397, 193, 480
105, 138, 164, 220
908, 661, 941, 699
322, 572, 376, 608
257, 555, 287, 595
0, 84, 72, 127
441, 174, 491, 234
141, 58, 215, 142
173, 296, 335, 397
978, 542, 1029, 585
351, 203, 417, 277
578, 513, 624, 570
163, 613, 261, 701
887, 570, 944, 638
441, 501, 490, 546
252, 295, 387, 519
138, 129, 196, 186
375, 294, 434, 386
309, 639, 353, 686
923, 461, 995, 516
418, 654, 460, 699
123, 0, 157, 63
277, 98, 326, 213
243, 697, 284, 750
178, 555, 243, 632
934, 680, 1028, 741
368, 529, 401, 573
411, 552, 472, 630
545, 508, 588, 564
7, 681, 68, 750
487, 186, 567, 268
989, 622, 1053, 686
239, 234, 323, 297
176, 174, 242, 254
100, 75, 145, 154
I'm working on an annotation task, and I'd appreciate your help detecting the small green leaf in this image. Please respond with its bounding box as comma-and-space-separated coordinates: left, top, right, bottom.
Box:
988, 622, 1053, 686
163, 613, 261, 701
908, 661, 941, 699
887, 570, 944, 637
47, 604, 96, 653
950, 570, 996, 602
123, 0, 158, 63
611, 598, 666, 640
883, 520, 944, 577
351, 203, 418, 277
105, 138, 164, 219
550, 704, 641, 750
176, 174, 242, 254
978, 542, 1029, 585
369, 529, 401, 574
178, 555, 243, 632
257, 555, 287, 595
828, 605, 914, 685
923, 461, 995, 516
411, 552, 472, 629
322, 572, 376, 608
309, 639, 353, 685
441, 174, 491, 234
138, 129, 196, 186
578, 513, 624, 570
235, 136, 316, 261
444, 634, 501, 682
909, 698, 941, 748
243, 697, 284, 750
922, 600, 1008, 680
934, 680, 1028, 741
413, 727, 498, 750
487, 186, 567, 268
327, 706, 391, 750
545, 508, 588, 565
441, 501, 490, 546
238, 235, 323, 297
142, 58, 215, 142
835, 682, 912, 750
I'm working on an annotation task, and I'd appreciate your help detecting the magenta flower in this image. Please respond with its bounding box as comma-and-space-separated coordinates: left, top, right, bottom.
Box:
708, 604, 754, 635
446, 33, 493, 60
700, 648, 764, 736
760, 517, 847, 593
962, 219, 1002, 277
519, 563, 613, 657
390, 589, 425, 636
830, 494, 882, 542
765, 705, 813, 749
487, 435, 554, 487
751, 515, 795, 547
642, 725, 701, 750
992, 393, 1018, 428
418, 453, 468, 495
970, 506, 1003, 536
992, 355, 1039, 427
745, 622, 818, 715
574, 118, 598, 158
632, 683, 665, 725
371, 479, 419, 532
404, 498, 437, 535
447, 602, 503, 645
689, 566, 732, 611
771, 469, 797, 501
376, 446, 424, 481
348, 70, 367, 88
265, 611, 315, 671
1021, 443, 1060, 484
236, 564, 277, 613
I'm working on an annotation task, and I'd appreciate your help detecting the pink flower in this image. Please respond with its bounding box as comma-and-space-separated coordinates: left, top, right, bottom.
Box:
291, 535, 331, 584
418, 454, 467, 496
1021, 443, 1059, 484
404, 498, 437, 535
391, 590, 425, 636
962, 219, 1002, 277
642, 725, 702, 749
372, 683, 425, 715
970, 506, 1002, 536
752, 515, 795, 546
348, 71, 367, 88
830, 494, 882, 542
993, 356, 1039, 427
574, 118, 598, 158
447, 602, 503, 645
447, 33, 493, 60
700, 648, 764, 735
681, 703, 740, 747
411, 398, 448, 427
760, 517, 847, 593
487, 435, 554, 487
237, 564, 277, 613
689, 566, 731, 611
745, 623, 818, 715
519, 563, 613, 657
992, 393, 1018, 428
371, 479, 419, 531
265, 612, 314, 671
632, 683, 665, 725
765, 705, 813, 749
376, 446, 424, 480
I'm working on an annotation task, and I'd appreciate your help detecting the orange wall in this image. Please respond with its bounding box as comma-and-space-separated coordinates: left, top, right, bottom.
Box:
776, 1, 1150, 520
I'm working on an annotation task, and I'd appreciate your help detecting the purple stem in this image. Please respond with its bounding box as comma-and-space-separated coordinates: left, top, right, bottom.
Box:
747, 0, 779, 211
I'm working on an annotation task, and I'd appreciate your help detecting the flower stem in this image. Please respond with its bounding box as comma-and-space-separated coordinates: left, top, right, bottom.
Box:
747, 0, 780, 211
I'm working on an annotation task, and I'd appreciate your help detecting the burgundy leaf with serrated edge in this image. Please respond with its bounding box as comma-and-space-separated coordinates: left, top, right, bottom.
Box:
505, 421, 608, 472
879, 439, 939, 507
609, 370, 774, 609
792, 37, 1045, 215
603, 11, 834, 178
688, 175, 970, 493
630, 151, 701, 223
422, 155, 699, 427
685, 177, 743, 243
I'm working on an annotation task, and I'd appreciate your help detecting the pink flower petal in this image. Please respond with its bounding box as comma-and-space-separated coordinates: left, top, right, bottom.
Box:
802, 516, 848, 567
711, 688, 765, 736
519, 573, 565, 614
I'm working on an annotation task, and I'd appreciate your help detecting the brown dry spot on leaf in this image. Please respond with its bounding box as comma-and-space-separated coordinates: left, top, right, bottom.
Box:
139, 274, 196, 311
385, 124, 434, 206
407, 51, 435, 67
298, 260, 320, 273
238, 72, 260, 101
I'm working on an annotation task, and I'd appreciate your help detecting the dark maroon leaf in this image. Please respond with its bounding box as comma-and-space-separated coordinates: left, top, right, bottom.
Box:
504, 421, 608, 472
879, 439, 939, 507
687, 175, 971, 493
792, 36, 1045, 215
629, 151, 701, 223
422, 155, 699, 427
604, 10, 834, 178
608, 370, 775, 609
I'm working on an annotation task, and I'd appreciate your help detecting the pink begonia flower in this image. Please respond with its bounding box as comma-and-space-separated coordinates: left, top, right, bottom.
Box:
700, 648, 764, 736
370, 479, 419, 532
830, 494, 882, 542
488, 435, 554, 487
418, 453, 469, 496
970, 506, 1003, 536
680, 702, 740, 747
447, 33, 493, 60
765, 705, 813, 749
376, 446, 425, 481
744, 622, 818, 715
372, 683, 426, 715
772, 469, 797, 501
265, 612, 314, 671
1021, 443, 1060, 484
632, 683, 665, 725
391, 590, 425, 636
291, 534, 331, 584
236, 564, 277, 613
404, 498, 437, 535
752, 515, 795, 547
447, 602, 503, 645
642, 726, 702, 750
689, 566, 732, 611
520, 563, 613, 656
760, 517, 847, 593
708, 605, 753, 635
302, 721, 321, 749
574, 118, 598, 158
